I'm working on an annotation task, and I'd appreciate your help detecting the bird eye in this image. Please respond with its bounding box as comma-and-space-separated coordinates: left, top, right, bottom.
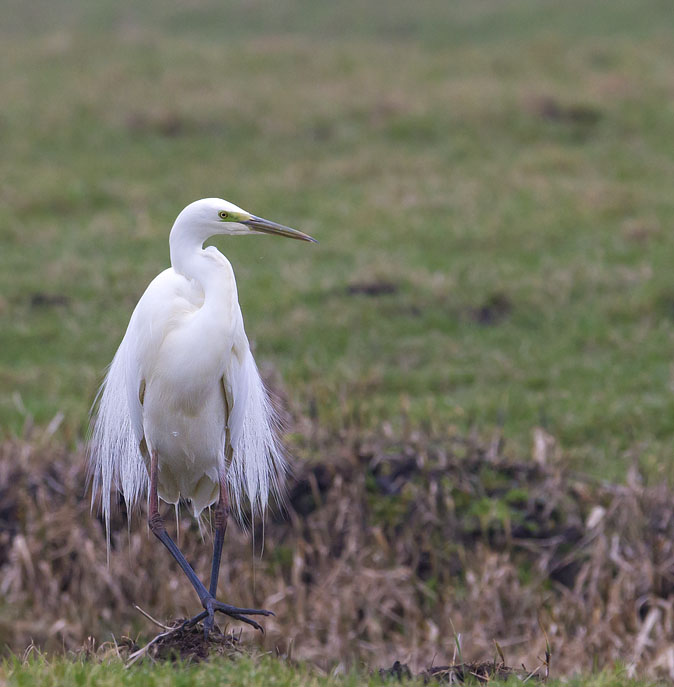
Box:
219, 211, 229, 220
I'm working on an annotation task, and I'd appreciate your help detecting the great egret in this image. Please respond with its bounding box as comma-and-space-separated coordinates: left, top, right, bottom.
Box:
89, 198, 316, 636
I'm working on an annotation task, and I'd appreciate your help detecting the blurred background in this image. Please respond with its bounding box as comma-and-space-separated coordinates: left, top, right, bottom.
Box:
1, 0, 673, 678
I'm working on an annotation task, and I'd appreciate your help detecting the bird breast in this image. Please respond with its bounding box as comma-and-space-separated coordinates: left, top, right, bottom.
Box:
140, 312, 234, 504
131, 255, 242, 505
139, 258, 240, 416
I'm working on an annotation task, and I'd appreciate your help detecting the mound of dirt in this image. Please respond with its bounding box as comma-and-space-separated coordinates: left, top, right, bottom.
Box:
124, 621, 241, 664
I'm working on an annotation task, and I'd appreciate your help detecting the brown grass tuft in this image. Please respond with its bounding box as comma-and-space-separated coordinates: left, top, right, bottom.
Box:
0, 430, 672, 678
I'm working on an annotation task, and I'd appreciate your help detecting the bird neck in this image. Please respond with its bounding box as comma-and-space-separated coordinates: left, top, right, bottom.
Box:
169, 225, 236, 312
169, 219, 211, 277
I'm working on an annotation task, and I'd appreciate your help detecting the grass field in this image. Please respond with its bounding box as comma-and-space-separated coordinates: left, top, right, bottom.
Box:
1, 653, 666, 687
2, 0, 674, 480
2, 654, 665, 687
1, 0, 674, 682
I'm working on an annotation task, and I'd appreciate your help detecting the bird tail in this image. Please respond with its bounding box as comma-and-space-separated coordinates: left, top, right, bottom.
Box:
225, 349, 288, 526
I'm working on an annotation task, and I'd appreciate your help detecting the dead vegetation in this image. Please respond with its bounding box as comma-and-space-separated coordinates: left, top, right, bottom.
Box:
121, 616, 243, 665
0, 427, 672, 679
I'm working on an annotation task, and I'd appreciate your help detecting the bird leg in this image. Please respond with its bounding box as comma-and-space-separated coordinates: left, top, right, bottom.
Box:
148, 449, 212, 604
209, 477, 229, 596
148, 450, 273, 638
202, 477, 229, 636
199, 476, 274, 636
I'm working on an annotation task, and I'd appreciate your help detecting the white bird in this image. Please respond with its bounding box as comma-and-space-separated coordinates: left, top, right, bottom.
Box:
89, 198, 316, 635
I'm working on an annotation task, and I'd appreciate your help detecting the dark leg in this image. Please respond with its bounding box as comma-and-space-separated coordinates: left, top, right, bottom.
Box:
148, 450, 273, 636
203, 478, 230, 635
148, 449, 211, 604
210, 478, 230, 596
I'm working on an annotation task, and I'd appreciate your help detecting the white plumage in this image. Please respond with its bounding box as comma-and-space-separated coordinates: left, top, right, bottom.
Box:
89, 198, 315, 634
89, 198, 315, 545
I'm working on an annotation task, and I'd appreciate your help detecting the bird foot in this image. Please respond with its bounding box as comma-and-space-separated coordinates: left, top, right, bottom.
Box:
183, 597, 274, 638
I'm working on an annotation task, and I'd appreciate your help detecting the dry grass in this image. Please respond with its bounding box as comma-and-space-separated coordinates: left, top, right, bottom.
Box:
0, 426, 672, 679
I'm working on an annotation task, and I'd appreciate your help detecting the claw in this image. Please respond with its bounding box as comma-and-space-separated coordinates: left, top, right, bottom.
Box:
212, 600, 274, 617
182, 596, 272, 635
180, 610, 208, 630
212, 602, 273, 633
226, 613, 264, 633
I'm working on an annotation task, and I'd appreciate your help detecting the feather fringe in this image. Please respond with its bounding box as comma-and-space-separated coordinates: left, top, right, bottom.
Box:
88, 339, 287, 549
226, 351, 288, 526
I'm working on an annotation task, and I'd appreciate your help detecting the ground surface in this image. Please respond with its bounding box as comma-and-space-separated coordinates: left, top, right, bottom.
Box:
2, 654, 662, 687
1, 0, 674, 481
1, 0, 673, 684
1, 435, 672, 679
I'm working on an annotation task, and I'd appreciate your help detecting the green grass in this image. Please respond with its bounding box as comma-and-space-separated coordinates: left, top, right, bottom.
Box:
3, 655, 372, 687
0, 655, 667, 687
2, 1, 674, 486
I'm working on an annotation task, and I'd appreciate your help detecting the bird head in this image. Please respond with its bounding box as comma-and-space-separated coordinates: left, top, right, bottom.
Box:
174, 198, 317, 243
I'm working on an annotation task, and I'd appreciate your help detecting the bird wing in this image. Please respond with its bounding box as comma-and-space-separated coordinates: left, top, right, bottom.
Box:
124, 269, 204, 440
89, 268, 203, 536
222, 311, 288, 523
